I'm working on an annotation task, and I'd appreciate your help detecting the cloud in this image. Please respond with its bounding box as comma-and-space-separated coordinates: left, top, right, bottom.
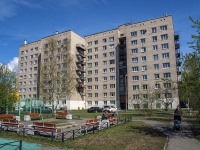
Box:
7, 57, 18, 73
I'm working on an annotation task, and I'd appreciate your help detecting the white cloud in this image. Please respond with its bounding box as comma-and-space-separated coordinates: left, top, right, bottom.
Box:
7, 57, 18, 73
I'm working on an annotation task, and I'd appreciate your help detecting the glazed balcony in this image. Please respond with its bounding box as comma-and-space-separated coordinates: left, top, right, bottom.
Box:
76, 44, 86, 51
76, 52, 85, 58
175, 44, 180, 49
176, 53, 180, 58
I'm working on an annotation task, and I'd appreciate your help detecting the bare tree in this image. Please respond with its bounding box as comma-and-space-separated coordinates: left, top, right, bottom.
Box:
39, 37, 76, 113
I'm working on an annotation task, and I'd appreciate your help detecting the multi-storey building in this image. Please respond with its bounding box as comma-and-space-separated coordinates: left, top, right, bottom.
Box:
18, 15, 180, 110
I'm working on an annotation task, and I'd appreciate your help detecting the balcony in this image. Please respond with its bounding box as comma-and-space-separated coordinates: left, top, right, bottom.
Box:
76, 60, 86, 65
177, 71, 181, 75
174, 35, 179, 40
76, 67, 85, 73
76, 52, 85, 58
76, 83, 85, 88
119, 50, 126, 55
175, 44, 180, 49
76, 44, 86, 51
176, 53, 180, 58
176, 61, 181, 66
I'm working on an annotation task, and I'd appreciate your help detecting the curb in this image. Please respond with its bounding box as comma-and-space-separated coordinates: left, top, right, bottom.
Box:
163, 136, 169, 150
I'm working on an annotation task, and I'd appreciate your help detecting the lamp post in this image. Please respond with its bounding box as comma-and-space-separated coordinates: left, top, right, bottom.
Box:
125, 74, 128, 112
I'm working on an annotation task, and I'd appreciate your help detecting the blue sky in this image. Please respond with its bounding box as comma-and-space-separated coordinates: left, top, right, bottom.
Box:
0, 0, 199, 72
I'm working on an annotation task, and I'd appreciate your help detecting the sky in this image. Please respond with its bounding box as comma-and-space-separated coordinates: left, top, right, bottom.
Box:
0, 0, 199, 73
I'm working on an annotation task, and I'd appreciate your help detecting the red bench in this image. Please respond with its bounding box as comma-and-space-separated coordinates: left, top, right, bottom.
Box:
32, 122, 61, 135
1, 119, 24, 133
0, 114, 15, 120
55, 112, 68, 119
28, 113, 42, 120
109, 116, 118, 124
80, 119, 100, 133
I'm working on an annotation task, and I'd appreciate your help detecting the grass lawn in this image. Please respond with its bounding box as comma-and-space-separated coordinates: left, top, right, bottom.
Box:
0, 121, 167, 150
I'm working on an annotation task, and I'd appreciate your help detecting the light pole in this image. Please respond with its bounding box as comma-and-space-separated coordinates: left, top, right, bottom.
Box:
125, 74, 128, 112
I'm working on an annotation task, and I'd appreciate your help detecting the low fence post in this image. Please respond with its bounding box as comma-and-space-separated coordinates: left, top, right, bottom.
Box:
73, 130, 75, 140
93, 126, 95, 134
19, 140, 22, 150
23, 128, 25, 136
51, 132, 54, 141
62, 133, 64, 142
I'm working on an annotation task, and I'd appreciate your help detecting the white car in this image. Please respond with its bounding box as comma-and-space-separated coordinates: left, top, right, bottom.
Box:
15, 107, 23, 111
103, 105, 117, 112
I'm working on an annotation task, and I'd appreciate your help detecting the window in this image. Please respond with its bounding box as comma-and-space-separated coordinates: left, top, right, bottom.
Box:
88, 63, 92, 68
110, 92, 115, 97
165, 93, 172, 98
155, 83, 160, 89
133, 85, 139, 90
161, 43, 169, 49
103, 84, 107, 89
143, 84, 148, 89
103, 61, 107, 65
103, 76, 107, 81
94, 40, 98, 45
154, 64, 159, 70
94, 54, 98, 59
88, 42, 92, 46
110, 76, 115, 80
88, 49, 92, 53
141, 38, 146, 44
133, 95, 139, 100
94, 85, 99, 90
152, 36, 157, 42
110, 84, 115, 88
162, 53, 170, 58
163, 73, 171, 78
110, 100, 115, 105
143, 94, 148, 99
103, 53, 107, 57
132, 76, 139, 81
87, 70, 92, 75
87, 93, 92, 97
95, 77, 98, 82
164, 83, 171, 88
109, 52, 115, 56
141, 47, 146, 53
87, 56, 92, 60
87, 86, 92, 90
132, 57, 138, 63
30, 55, 33, 59
142, 66, 147, 71
140, 29, 147, 35
109, 37, 114, 42
94, 62, 98, 67
131, 31, 137, 37
103, 38, 107, 43
103, 93, 107, 97
142, 75, 147, 80
163, 63, 170, 68
161, 34, 168, 40
154, 54, 159, 60
94, 70, 98, 74
104, 101, 107, 105
109, 44, 114, 49
88, 78, 92, 82
131, 40, 137, 45
110, 68, 115, 72
132, 66, 139, 72
95, 47, 98, 52
160, 25, 167, 31
142, 56, 146, 62
103, 69, 107, 74
94, 93, 98, 97
152, 27, 157, 33
153, 45, 158, 51
103, 46, 107, 50
109, 60, 115, 64
95, 101, 98, 105
132, 48, 138, 54
154, 74, 160, 79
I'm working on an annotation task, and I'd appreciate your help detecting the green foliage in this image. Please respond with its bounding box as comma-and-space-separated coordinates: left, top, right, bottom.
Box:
0, 64, 17, 113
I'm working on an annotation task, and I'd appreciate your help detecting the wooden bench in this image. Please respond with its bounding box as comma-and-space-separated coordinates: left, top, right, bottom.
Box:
108, 116, 118, 125
80, 119, 100, 133
27, 113, 42, 120
0, 119, 24, 133
55, 112, 68, 119
0, 114, 15, 120
32, 122, 61, 136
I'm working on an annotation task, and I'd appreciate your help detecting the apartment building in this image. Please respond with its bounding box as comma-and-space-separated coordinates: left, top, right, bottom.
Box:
18, 15, 180, 110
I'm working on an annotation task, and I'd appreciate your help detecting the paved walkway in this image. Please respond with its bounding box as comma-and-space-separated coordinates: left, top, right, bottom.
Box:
135, 118, 200, 150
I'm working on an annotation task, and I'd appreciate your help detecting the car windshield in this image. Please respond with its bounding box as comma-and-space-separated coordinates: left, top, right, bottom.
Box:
104, 106, 110, 108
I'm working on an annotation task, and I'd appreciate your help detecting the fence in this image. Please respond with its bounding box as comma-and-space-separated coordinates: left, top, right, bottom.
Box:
0, 140, 22, 150
0, 116, 132, 143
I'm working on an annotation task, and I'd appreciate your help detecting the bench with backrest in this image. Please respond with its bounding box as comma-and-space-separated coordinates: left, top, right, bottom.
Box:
55, 112, 68, 119
108, 116, 118, 125
1, 119, 24, 132
0, 114, 15, 120
32, 122, 61, 135
27, 113, 42, 120
80, 119, 100, 133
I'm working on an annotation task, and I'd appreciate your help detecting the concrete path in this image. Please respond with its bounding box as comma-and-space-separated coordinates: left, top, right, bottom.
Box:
134, 118, 200, 150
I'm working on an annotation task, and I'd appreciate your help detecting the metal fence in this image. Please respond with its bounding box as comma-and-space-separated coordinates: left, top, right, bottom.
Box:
0, 116, 132, 143
0, 140, 22, 150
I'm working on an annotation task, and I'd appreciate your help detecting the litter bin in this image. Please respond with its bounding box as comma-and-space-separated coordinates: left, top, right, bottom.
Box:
15, 116, 20, 121
24, 115, 30, 121
66, 114, 72, 120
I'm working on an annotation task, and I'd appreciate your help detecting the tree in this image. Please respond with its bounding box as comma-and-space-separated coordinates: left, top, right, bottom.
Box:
0, 64, 17, 113
39, 37, 76, 113
158, 78, 178, 111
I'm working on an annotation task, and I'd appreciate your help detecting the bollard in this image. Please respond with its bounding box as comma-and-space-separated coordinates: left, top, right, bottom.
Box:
62, 133, 64, 142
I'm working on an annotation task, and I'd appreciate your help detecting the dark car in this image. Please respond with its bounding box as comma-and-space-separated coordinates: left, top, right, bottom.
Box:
87, 107, 103, 113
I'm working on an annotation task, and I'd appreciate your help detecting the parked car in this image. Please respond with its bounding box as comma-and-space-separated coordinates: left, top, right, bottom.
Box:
103, 105, 117, 113
15, 107, 23, 111
87, 107, 103, 113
